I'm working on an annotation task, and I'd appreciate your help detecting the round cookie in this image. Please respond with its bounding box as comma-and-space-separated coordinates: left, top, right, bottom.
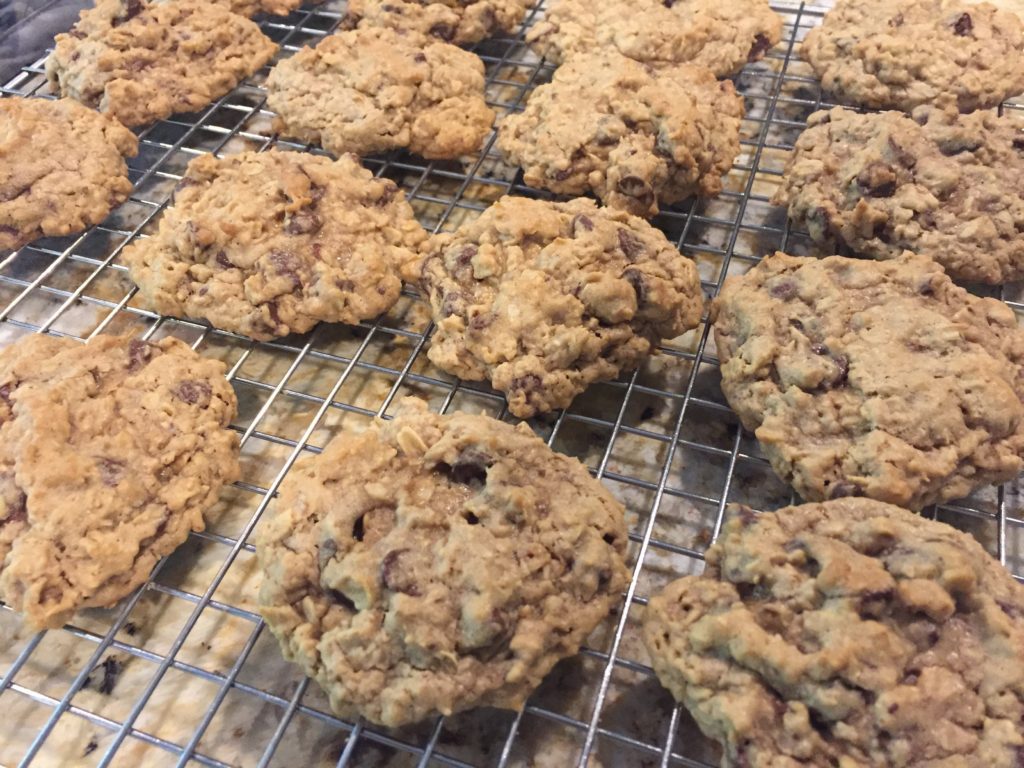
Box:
774, 106, 1024, 285
526, 0, 782, 77
123, 150, 427, 341
344, 0, 532, 45
266, 27, 494, 160
642, 499, 1024, 768
711, 251, 1024, 510
418, 196, 705, 418
0, 97, 138, 252
0, 333, 239, 630
801, 0, 1024, 112
45, 0, 278, 128
498, 51, 744, 217
256, 397, 628, 727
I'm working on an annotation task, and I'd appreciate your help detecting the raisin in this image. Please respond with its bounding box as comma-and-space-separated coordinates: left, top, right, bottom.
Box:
769, 279, 797, 300
747, 33, 772, 62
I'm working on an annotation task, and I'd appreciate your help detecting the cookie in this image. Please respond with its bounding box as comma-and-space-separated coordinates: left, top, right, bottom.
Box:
0, 333, 239, 630
0, 97, 138, 252
265, 27, 494, 160
418, 196, 704, 418
642, 498, 1024, 768
773, 106, 1024, 285
45, 0, 277, 128
123, 150, 427, 341
215, 0, 302, 16
526, 0, 782, 77
256, 397, 628, 727
801, 0, 1024, 112
344, 0, 532, 45
711, 251, 1024, 509
498, 51, 744, 217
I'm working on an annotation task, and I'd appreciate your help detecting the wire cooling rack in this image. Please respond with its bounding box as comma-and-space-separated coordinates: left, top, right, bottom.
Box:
2, 1, 1023, 766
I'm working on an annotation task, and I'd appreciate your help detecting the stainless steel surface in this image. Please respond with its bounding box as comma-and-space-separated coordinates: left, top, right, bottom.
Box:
1, 2, 1022, 766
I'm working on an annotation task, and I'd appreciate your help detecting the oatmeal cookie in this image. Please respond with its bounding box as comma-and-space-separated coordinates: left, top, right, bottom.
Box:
123, 150, 427, 341
801, 0, 1024, 112
419, 196, 704, 418
711, 251, 1024, 509
526, 0, 782, 77
266, 27, 493, 159
643, 498, 1024, 768
45, 0, 277, 128
344, 0, 532, 45
0, 333, 239, 630
498, 51, 744, 217
256, 397, 628, 727
774, 106, 1024, 285
0, 97, 137, 251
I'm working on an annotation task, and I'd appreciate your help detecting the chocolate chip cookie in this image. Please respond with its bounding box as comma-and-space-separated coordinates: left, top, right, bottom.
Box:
266, 27, 494, 160
419, 196, 704, 418
643, 498, 1024, 768
497, 51, 744, 217
344, 0, 532, 45
801, 0, 1024, 112
0, 97, 138, 252
711, 251, 1024, 509
774, 106, 1024, 285
0, 334, 239, 630
46, 0, 277, 128
526, 0, 782, 77
123, 150, 427, 341
256, 397, 628, 727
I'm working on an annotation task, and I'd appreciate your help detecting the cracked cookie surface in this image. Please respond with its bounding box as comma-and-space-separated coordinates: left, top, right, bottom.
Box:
801, 0, 1024, 112
0, 334, 239, 630
123, 150, 427, 341
0, 97, 138, 251
711, 251, 1024, 509
419, 196, 704, 418
643, 499, 1024, 768
45, 0, 277, 128
256, 397, 628, 727
774, 106, 1024, 285
526, 0, 782, 77
498, 51, 744, 217
344, 0, 532, 45
266, 27, 493, 160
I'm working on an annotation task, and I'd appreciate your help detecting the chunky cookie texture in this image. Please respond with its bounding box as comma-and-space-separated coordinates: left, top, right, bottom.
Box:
775, 107, 1024, 285
45, 0, 277, 128
266, 27, 494, 159
0, 334, 239, 630
643, 499, 1024, 768
802, 0, 1024, 112
498, 51, 744, 217
123, 150, 426, 341
213, 0, 302, 16
711, 252, 1024, 510
527, 0, 782, 77
0, 97, 137, 251
257, 397, 628, 727
419, 197, 704, 418
344, 0, 532, 45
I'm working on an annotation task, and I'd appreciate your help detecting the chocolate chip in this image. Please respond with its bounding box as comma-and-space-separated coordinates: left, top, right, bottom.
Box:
376, 182, 398, 207
1012, 137, 1024, 151
468, 312, 491, 331
127, 339, 153, 372
662, 0, 674, 6
114, 0, 142, 25
438, 448, 492, 487
736, 505, 758, 526
1, 491, 27, 526
327, 588, 357, 612
510, 373, 542, 395
789, 318, 804, 331
98, 459, 124, 487
267, 301, 282, 327
284, 212, 322, 235
352, 514, 365, 542
617, 229, 644, 260
572, 214, 594, 234
463, 511, 480, 525
215, 250, 232, 269
747, 33, 772, 62
769, 279, 797, 300
413, 52, 427, 63
996, 599, 1022, 619
175, 380, 211, 406
0, 383, 11, 407
889, 12, 904, 27
69, 29, 86, 39
953, 12, 972, 35
83, 739, 98, 757
124, 621, 138, 636
811, 343, 829, 355
828, 481, 863, 499
441, 291, 462, 318
829, 353, 850, 387
339, 12, 359, 29
856, 162, 897, 197
268, 250, 302, 289
553, 167, 574, 181
381, 549, 420, 595
623, 268, 647, 304
428, 22, 455, 41
617, 175, 652, 200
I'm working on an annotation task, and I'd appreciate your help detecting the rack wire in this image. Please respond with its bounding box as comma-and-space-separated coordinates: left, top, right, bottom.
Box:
1, 1, 1022, 765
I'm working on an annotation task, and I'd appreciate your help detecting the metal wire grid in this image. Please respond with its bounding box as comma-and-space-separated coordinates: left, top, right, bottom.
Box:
0, 1, 1022, 765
